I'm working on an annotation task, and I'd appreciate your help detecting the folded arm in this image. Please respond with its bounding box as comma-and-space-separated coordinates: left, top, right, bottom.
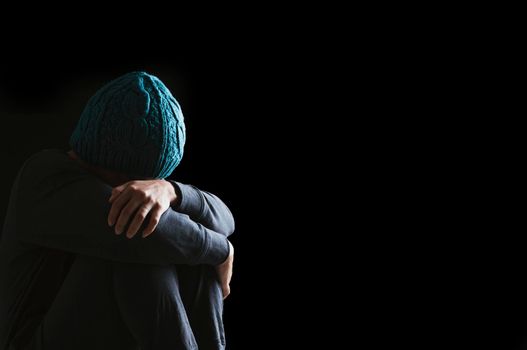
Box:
15, 165, 229, 266
170, 181, 235, 237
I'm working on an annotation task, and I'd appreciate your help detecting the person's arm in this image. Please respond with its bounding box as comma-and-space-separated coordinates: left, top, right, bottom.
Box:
107, 179, 235, 299
15, 165, 229, 266
169, 181, 235, 237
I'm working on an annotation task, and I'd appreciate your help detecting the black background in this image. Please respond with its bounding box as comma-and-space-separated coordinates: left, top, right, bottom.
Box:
0, 35, 304, 348
2, 29, 527, 349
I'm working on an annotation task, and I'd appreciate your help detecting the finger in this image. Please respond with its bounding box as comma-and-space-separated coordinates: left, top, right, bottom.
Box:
142, 204, 163, 238
222, 285, 230, 299
116, 199, 144, 237
126, 203, 154, 238
109, 190, 121, 203
109, 184, 127, 203
108, 187, 133, 227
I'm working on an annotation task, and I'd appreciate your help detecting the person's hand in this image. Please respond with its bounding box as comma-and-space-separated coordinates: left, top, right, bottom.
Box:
108, 180, 177, 239
216, 241, 234, 299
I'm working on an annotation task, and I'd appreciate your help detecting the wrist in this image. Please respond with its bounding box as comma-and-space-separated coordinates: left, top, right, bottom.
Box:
163, 180, 180, 206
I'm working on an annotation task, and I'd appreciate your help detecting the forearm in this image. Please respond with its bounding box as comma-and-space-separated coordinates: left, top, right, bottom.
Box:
17, 175, 229, 265
170, 181, 235, 237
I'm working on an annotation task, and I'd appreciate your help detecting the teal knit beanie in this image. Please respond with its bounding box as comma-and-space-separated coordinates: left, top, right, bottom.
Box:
70, 71, 185, 179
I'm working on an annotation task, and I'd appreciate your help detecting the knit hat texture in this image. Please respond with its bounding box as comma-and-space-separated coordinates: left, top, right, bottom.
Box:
70, 71, 185, 179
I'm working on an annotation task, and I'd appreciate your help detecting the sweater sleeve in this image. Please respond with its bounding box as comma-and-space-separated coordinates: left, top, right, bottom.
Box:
14, 152, 229, 266
169, 181, 235, 237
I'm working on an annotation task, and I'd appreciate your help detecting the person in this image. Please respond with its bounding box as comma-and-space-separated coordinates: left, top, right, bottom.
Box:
0, 71, 235, 350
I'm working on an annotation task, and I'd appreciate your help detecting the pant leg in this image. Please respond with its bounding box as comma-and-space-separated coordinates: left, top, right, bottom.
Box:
177, 265, 226, 350
34, 255, 199, 350
112, 262, 198, 350
114, 263, 227, 350
36, 255, 137, 350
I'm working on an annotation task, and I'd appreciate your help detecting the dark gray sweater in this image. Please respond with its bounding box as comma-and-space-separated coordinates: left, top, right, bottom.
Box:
0, 149, 234, 349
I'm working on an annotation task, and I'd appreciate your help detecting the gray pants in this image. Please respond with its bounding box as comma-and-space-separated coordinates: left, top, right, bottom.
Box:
25, 255, 225, 350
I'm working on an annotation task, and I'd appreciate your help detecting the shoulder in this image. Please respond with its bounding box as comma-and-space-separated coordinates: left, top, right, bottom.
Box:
22, 149, 73, 171
18, 149, 89, 189
22, 149, 84, 173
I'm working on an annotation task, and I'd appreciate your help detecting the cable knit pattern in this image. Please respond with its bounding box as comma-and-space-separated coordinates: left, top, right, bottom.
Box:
70, 72, 185, 179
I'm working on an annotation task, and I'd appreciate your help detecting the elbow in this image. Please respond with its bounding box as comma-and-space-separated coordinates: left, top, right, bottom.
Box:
224, 212, 235, 237
215, 208, 235, 237
205, 194, 236, 236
